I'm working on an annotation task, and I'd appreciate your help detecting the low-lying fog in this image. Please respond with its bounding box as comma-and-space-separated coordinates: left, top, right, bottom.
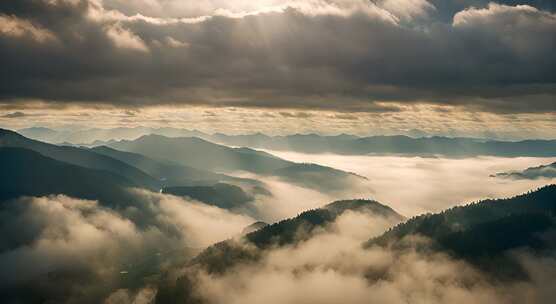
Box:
259, 151, 556, 217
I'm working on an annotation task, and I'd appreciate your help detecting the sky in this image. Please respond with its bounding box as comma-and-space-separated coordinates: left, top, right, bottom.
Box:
0, 0, 555, 138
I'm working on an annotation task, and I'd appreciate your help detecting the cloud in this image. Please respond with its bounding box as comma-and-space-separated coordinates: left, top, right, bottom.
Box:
279, 112, 314, 118
1, 170, 555, 303
1, 111, 26, 118
0, 0, 554, 113
259, 150, 556, 216
128, 189, 255, 247
330, 113, 359, 120
0, 14, 57, 43
189, 210, 556, 304
0, 191, 256, 302
379, 0, 436, 21
0, 195, 147, 301
105, 23, 149, 52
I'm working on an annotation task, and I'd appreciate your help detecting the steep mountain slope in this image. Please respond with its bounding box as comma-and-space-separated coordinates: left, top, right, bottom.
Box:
0, 147, 134, 206
0, 129, 159, 190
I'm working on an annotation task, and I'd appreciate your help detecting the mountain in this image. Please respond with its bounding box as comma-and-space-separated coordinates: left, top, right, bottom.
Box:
211, 132, 359, 153
191, 199, 404, 274
495, 162, 556, 180
17, 127, 58, 142
204, 133, 556, 157
107, 134, 292, 174
209, 133, 556, 157
272, 163, 367, 193
105, 134, 369, 193
0, 147, 134, 205
20, 127, 556, 157
366, 185, 556, 278
90, 146, 265, 190
0, 129, 160, 190
163, 183, 254, 210
244, 199, 404, 249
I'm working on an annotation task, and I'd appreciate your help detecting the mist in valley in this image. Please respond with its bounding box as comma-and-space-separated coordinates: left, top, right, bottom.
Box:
261, 150, 556, 216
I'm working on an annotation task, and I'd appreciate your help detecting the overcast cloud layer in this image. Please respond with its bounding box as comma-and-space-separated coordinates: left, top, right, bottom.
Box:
0, 0, 555, 113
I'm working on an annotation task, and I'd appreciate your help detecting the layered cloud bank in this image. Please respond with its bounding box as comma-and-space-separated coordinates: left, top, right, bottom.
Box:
0, 0, 555, 113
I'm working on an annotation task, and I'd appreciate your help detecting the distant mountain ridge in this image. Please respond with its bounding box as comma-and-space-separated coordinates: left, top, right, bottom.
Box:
90, 145, 266, 190
105, 134, 370, 194
19, 127, 556, 157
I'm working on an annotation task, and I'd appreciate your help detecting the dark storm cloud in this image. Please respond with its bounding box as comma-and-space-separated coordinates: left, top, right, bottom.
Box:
0, 0, 555, 113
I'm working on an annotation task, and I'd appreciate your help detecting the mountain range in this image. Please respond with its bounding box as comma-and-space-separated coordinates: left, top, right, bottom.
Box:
105, 134, 368, 194
16, 127, 556, 157
0, 128, 368, 207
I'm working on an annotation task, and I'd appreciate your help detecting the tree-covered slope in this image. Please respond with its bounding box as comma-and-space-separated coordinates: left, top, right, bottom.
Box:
191, 199, 404, 274
366, 185, 556, 277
